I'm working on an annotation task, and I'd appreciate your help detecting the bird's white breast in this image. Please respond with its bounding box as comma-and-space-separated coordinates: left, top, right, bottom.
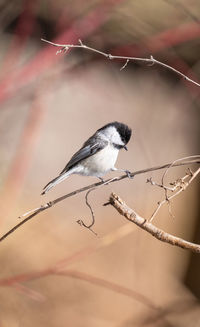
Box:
80, 144, 119, 177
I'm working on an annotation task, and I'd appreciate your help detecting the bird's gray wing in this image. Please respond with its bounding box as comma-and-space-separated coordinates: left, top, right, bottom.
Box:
60, 136, 108, 174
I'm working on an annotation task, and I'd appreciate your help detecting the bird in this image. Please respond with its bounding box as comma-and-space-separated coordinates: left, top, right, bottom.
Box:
41, 121, 132, 195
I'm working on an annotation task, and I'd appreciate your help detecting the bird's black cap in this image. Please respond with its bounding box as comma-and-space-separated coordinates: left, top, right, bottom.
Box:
98, 121, 132, 145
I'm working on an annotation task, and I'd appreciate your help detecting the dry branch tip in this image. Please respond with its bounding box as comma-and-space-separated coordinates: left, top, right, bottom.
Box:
110, 192, 200, 253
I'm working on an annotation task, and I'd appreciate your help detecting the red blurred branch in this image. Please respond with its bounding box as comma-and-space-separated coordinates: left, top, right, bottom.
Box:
0, 267, 157, 308
56, 270, 157, 310
113, 22, 200, 96
0, 0, 125, 104
0, 89, 47, 224
0, 233, 157, 309
0, 223, 136, 287
114, 22, 200, 57
0, 0, 37, 79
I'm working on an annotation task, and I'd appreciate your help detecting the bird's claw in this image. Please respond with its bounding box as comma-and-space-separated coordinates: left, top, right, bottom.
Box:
125, 170, 133, 179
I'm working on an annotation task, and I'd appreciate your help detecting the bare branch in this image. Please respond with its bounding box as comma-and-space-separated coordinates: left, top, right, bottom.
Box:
0, 156, 199, 243
109, 193, 200, 254
149, 164, 200, 222
41, 38, 200, 87
161, 156, 193, 187
120, 59, 129, 71
77, 177, 119, 233
77, 188, 98, 236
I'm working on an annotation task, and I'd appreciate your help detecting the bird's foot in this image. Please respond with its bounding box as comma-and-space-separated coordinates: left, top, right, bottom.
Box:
125, 170, 133, 179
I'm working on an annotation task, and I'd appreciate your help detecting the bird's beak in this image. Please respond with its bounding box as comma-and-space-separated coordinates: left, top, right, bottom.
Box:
124, 145, 128, 151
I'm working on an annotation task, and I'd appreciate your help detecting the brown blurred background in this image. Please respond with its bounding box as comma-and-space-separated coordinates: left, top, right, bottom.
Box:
0, 0, 200, 326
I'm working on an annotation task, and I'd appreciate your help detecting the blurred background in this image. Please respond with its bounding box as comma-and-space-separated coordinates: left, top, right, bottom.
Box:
0, 0, 200, 326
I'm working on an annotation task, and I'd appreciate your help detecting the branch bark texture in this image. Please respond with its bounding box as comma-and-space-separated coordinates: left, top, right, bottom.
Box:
109, 193, 200, 254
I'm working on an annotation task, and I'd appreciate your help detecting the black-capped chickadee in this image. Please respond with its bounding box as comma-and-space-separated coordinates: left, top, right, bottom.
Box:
41, 121, 132, 195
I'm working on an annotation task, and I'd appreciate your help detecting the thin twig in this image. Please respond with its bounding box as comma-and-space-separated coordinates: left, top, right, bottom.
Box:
120, 59, 129, 71
41, 38, 200, 87
149, 165, 200, 222
77, 177, 119, 232
0, 157, 199, 243
162, 156, 195, 182
109, 192, 200, 254
147, 177, 175, 191
77, 188, 97, 235
147, 156, 200, 221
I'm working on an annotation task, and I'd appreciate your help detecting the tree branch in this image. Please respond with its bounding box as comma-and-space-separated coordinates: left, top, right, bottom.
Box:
0, 156, 199, 243
76, 187, 98, 236
41, 38, 200, 87
109, 193, 200, 254
148, 166, 200, 222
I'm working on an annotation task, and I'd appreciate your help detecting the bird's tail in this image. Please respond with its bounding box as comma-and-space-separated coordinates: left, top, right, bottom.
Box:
41, 171, 71, 195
